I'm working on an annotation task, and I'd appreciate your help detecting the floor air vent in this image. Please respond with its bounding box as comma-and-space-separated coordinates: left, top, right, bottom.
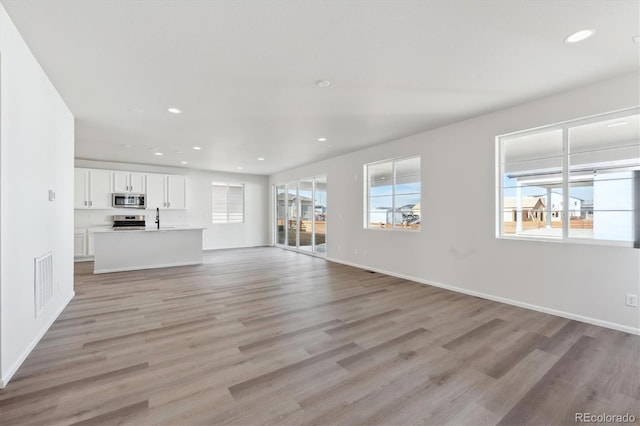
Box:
34, 252, 54, 316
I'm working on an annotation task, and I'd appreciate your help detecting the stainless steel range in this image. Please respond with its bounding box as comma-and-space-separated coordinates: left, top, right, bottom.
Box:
112, 215, 146, 230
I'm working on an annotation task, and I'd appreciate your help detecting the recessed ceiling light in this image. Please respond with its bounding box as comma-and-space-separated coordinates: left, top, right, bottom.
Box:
120, 144, 131, 148
168, 107, 182, 114
317, 137, 327, 142
257, 157, 265, 161
564, 29, 595, 44
607, 121, 628, 128
236, 166, 243, 170
193, 146, 201, 150
633, 35, 640, 44
180, 161, 188, 164
316, 80, 331, 88
154, 152, 163, 156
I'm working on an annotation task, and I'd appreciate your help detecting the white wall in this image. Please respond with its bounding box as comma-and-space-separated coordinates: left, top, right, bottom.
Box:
269, 72, 640, 334
0, 4, 75, 387
74, 159, 269, 250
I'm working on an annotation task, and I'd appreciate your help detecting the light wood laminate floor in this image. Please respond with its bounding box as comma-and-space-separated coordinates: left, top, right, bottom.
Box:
1, 247, 638, 425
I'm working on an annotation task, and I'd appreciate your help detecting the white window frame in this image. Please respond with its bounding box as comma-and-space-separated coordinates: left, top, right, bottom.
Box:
212, 183, 245, 224
364, 155, 421, 232
496, 107, 639, 248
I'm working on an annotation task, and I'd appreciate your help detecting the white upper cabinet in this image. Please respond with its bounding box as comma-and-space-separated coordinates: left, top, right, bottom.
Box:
113, 171, 146, 193
112, 171, 128, 193
74, 168, 89, 209
167, 175, 186, 210
129, 173, 146, 193
146, 173, 187, 210
75, 168, 185, 210
75, 168, 112, 209
90, 170, 113, 208
146, 173, 166, 209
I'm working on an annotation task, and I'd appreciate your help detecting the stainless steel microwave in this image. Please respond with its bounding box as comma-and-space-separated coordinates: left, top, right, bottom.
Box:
112, 193, 146, 209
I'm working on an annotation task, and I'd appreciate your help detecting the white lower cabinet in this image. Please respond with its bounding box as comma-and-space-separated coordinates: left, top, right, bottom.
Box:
74, 228, 98, 258
87, 230, 95, 256
74, 229, 87, 257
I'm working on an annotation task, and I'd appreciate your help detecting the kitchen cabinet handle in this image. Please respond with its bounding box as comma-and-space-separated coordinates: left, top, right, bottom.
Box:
84, 201, 87, 206
163, 202, 166, 207
168, 202, 170, 208
89, 200, 93, 207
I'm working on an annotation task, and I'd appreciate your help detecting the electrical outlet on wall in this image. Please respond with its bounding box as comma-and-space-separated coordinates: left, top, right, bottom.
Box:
626, 293, 638, 307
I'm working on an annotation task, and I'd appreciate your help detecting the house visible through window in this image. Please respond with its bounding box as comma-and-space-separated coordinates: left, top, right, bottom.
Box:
212, 183, 244, 223
365, 156, 421, 230
497, 108, 639, 246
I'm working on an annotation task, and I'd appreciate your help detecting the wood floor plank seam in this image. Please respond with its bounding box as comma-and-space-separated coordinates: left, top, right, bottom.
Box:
0, 362, 149, 405
239, 288, 389, 325
228, 342, 360, 397
82, 316, 219, 348
68, 400, 150, 426
336, 328, 430, 368
238, 319, 344, 352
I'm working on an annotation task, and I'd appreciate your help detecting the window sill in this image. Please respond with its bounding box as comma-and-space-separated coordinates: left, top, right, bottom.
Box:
364, 227, 421, 233
497, 234, 634, 248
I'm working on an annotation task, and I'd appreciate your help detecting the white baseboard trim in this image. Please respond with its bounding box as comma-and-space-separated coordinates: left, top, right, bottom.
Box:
326, 257, 640, 336
93, 261, 202, 274
203, 244, 270, 252
1, 291, 75, 388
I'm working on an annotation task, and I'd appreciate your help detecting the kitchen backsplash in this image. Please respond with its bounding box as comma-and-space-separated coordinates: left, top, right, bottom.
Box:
75, 208, 188, 228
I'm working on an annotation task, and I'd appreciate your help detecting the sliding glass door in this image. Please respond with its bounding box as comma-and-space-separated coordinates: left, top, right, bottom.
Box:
298, 178, 313, 252
314, 176, 327, 254
285, 182, 298, 248
274, 175, 326, 256
276, 185, 286, 245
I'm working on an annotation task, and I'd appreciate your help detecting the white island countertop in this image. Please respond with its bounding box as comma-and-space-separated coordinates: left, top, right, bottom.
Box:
91, 225, 206, 233
92, 226, 205, 274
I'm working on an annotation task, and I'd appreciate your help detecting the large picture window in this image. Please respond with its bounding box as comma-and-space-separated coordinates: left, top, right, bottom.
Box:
497, 108, 639, 246
212, 183, 244, 223
366, 156, 421, 230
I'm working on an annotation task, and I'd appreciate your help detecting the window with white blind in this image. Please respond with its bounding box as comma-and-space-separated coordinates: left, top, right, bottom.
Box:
497, 108, 639, 247
212, 183, 244, 223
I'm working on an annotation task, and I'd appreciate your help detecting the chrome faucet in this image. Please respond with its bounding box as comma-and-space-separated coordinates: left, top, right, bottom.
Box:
155, 207, 160, 229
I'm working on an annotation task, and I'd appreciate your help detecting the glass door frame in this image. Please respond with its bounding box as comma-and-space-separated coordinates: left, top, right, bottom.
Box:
273, 175, 326, 257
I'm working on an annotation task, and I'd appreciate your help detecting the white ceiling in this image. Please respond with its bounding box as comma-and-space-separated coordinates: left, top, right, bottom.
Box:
2, 0, 639, 175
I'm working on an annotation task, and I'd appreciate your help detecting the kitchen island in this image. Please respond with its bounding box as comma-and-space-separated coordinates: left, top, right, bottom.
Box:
92, 226, 205, 274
